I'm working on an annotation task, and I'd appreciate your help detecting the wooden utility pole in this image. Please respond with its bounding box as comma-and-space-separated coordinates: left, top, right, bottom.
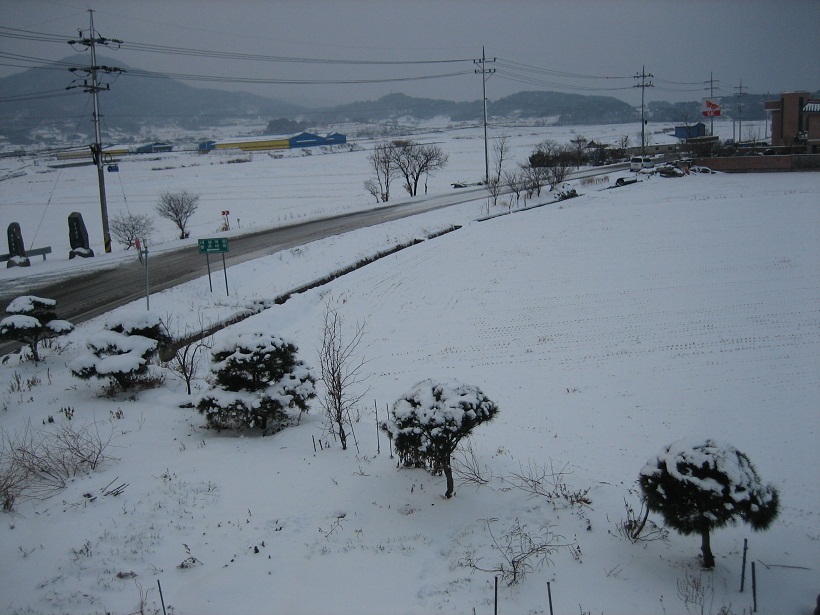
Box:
703, 72, 720, 136
67, 10, 123, 253
634, 65, 654, 155
474, 47, 495, 185
735, 79, 747, 144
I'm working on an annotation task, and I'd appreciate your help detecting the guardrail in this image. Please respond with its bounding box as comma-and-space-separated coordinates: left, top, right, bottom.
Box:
0, 246, 52, 263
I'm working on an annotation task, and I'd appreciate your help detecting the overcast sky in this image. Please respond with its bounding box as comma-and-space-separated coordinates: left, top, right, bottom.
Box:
1, 0, 818, 108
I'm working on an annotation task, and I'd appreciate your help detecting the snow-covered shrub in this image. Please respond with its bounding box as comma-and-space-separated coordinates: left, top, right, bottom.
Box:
196, 331, 316, 434
70, 311, 170, 392
0, 295, 74, 363
381, 379, 499, 498
639, 438, 780, 568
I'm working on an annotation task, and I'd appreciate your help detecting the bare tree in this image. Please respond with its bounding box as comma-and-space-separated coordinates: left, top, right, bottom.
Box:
389, 140, 448, 197
163, 312, 213, 396
519, 162, 548, 199
318, 304, 370, 451
546, 160, 573, 191
486, 135, 510, 207
569, 135, 588, 168
156, 190, 200, 239
363, 179, 381, 203
110, 212, 155, 249
366, 143, 397, 202
503, 170, 523, 208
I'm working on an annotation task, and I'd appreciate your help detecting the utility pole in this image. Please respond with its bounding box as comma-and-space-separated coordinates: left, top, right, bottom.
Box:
634, 65, 653, 155
474, 47, 495, 185
703, 72, 720, 136
67, 10, 123, 254
735, 79, 747, 144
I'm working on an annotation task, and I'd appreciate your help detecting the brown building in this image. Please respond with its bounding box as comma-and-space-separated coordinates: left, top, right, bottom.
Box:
803, 99, 820, 154
765, 91, 812, 148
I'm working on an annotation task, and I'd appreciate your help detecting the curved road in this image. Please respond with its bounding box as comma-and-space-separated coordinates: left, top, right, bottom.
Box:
1, 185, 488, 330
1, 163, 627, 356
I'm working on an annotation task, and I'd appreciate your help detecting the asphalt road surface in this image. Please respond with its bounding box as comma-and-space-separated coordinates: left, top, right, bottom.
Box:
0, 186, 490, 356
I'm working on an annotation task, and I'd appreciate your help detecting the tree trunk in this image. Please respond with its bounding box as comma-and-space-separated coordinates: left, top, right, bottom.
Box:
700, 527, 715, 568
443, 460, 454, 498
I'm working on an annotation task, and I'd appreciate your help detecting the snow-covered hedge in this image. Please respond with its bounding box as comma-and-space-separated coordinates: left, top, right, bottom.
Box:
196, 331, 316, 434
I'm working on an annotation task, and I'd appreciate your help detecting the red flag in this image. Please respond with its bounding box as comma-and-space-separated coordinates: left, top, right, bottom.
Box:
702, 99, 721, 117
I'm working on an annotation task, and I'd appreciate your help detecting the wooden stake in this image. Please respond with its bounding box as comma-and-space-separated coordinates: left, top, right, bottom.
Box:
547, 581, 554, 615
375, 400, 380, 454
740, 538, 748, 592
157, 579, 167, 615
752, 561, 757, 612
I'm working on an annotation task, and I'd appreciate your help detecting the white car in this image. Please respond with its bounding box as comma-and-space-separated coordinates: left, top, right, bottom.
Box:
629, 156, 654, 172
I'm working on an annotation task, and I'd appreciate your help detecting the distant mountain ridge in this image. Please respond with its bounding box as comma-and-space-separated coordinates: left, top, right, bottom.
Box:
0, 57, 804, 146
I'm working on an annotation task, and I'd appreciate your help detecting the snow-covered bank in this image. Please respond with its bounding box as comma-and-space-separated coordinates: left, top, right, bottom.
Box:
1, 124, 817, 614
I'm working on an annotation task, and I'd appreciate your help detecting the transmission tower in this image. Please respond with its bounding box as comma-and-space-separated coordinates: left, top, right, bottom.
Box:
474, 47, 495, 184
67, 10, 124, 254
633, 66, 653, 155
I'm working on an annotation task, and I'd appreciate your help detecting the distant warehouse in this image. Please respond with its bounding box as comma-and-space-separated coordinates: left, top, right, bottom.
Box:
198, 131, 346, 153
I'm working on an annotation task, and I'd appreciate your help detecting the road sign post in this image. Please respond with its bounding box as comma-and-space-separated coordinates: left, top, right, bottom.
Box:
198, 237, 229, 295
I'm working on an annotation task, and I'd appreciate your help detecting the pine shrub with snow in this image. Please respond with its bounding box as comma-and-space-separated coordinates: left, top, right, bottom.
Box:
70, 311, 170, 391
638, 438, 780, 568
0, 295, 74, 363
196, 331, 316, 433
381, 378, 499, 498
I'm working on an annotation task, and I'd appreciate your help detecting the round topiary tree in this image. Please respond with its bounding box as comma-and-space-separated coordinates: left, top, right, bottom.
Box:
70, 311, 170, 391
0, 295, 74, 363
639, 438, 780, 568
381, 378, 499, 498
197, 331, 316, 434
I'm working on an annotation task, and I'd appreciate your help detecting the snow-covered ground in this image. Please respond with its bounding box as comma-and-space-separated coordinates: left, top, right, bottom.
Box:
1, 120, 818, 615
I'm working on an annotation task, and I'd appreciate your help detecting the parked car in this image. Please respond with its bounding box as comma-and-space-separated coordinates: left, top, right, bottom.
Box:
630, 156, 654, 172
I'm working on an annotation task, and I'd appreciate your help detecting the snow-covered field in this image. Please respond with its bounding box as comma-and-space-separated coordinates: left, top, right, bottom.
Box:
1, 121, 818, 615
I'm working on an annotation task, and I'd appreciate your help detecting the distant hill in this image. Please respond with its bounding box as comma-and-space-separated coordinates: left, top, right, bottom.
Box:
0, 56, 304, 145
2, 57, 808, 146
306, 91, 637, 125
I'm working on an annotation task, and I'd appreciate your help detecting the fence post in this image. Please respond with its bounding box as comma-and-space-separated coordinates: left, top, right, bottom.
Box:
740, 538, 748, 592
751, 561, 757, 612
157, 579, 167, 615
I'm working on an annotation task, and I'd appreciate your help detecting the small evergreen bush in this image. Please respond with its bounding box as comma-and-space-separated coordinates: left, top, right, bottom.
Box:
70, 312, 169, 392
0, 295, 73, 363
639, 438, 779, 568
381, 379, 498, 498
197, 332, 316, 434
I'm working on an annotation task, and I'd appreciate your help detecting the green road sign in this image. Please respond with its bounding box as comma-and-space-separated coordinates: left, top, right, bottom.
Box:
198, 237, 229, 253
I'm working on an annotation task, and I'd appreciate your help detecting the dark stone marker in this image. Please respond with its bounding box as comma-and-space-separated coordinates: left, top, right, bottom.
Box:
68, 212, 94, 258
6, 222, 30, 267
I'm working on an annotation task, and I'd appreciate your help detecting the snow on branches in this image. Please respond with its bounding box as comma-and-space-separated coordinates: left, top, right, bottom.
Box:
639, 438, 779, 568
381, 379, 499, 498
0, 295, 73, 363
